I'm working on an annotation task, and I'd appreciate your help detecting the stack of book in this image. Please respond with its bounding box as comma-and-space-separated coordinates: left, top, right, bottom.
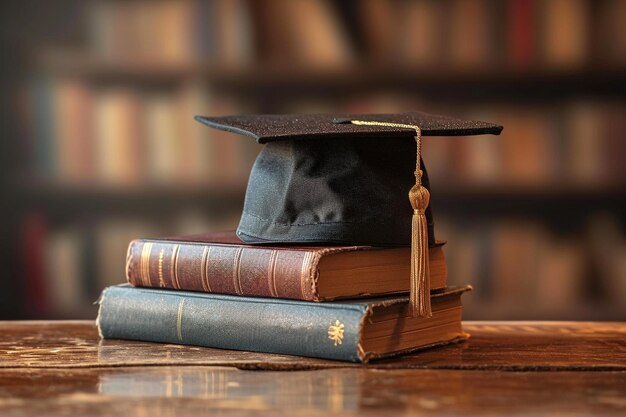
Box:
97, 231, 469, 363
95, 110, 502, 363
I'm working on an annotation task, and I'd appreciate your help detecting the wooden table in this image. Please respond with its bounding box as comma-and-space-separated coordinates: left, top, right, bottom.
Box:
0, 321, 624, 416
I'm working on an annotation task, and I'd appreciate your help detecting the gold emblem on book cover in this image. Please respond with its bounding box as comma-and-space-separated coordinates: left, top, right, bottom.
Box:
328, 320, 345, 346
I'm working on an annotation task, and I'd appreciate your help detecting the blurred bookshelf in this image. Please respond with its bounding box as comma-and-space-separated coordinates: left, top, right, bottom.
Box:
2, 0, 625, 320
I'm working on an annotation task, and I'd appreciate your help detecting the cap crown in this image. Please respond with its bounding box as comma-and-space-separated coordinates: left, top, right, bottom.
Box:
196, 112, 502, 246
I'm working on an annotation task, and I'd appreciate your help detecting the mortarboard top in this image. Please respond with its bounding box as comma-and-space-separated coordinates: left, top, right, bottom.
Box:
195, 111, 502, 317
195, 112, 502, 143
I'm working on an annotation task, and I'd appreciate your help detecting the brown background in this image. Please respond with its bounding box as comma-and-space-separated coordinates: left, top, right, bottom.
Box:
0, 0, 624, 320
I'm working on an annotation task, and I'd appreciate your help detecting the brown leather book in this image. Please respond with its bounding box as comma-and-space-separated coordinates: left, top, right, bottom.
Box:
126, 231, 447, 301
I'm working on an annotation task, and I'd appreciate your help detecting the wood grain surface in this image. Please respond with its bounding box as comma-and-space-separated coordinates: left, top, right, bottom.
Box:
0, 321, 624, 416
1, 367, 625, 416
1, 321, 623, 370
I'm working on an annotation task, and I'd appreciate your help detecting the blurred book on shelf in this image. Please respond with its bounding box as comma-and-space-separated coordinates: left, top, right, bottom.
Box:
357, 0, 624, 70
251, 0, 355, 69
24, 76, 258, 188
19, 212, 241, 319
35, 0, 626, 74
89, 0, 252, 67
541, 0, 589, 68
440, 216, 626, 320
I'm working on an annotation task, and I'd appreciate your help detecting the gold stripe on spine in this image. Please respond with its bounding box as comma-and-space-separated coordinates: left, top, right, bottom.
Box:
267, 250, 279, 297
158, 248, 165, 287
176, 298, 185, 342
140, 242, 153, 287
171, 244, 181, 289
300, 251, 313, 299
200, 246, 212, 292
124, 243, 134, 284
233, 247, 244, 295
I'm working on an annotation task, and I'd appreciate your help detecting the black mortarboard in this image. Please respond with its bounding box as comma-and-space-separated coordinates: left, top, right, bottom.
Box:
195, 111, 503, 316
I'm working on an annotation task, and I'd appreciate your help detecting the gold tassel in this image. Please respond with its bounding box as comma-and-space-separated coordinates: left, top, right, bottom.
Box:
409, 179, 431, 317
345, 119, 431, 318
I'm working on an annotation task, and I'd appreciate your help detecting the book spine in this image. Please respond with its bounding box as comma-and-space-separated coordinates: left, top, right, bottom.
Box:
97, 285, 366, 362
507, 0, 536, 68
126, 240, 319, 301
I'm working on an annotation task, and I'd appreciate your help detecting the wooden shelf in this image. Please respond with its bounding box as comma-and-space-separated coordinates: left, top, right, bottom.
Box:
431, 184, 626, 219
39, 53, 626, 100
210, 66, 626, 102
14, 182, 626, 221
15, 183, 246, 219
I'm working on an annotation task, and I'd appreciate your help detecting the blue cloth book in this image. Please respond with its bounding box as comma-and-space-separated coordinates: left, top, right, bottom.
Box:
97, 285, 469, 363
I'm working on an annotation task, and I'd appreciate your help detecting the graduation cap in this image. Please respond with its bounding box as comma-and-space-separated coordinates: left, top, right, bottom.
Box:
195, 112, 503, 317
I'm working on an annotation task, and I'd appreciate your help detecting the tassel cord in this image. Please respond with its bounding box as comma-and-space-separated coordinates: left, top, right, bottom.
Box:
410, 198, 431, 317
347, 120, 432, 317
